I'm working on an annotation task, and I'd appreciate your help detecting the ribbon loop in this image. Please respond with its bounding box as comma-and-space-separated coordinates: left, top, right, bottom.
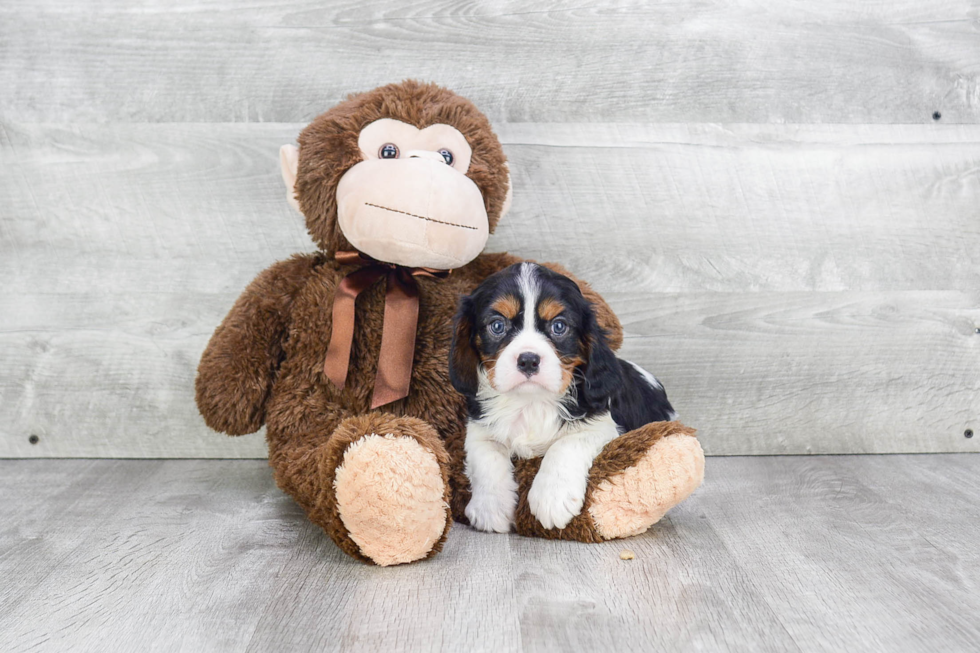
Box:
322, 251, 449, 408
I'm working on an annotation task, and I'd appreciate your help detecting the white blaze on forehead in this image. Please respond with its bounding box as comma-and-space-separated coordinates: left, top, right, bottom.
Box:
490, 262, 564, 394
517, 262, 539, 331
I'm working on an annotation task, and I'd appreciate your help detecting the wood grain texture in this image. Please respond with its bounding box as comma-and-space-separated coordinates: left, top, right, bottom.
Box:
0, 460, 304, 650
2, 456, 979, 652
5, 121, 979, 294
496, 123, 980, 294
701, 455, 980, 651
1, 0, 979, 124
2, 122, 978, 457
617, 290, 980, 455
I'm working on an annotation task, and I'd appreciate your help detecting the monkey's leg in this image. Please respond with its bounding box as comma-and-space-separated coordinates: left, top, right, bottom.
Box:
268, 413, 452, 566
512, 422, 704, 541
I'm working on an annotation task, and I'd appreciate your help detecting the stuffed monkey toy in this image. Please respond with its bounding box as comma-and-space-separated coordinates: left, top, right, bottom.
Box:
196, 81, 704, 566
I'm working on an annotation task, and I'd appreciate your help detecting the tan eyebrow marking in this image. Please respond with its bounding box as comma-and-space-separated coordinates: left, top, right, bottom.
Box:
538, 297, 566, 322
491, 295, 520, 320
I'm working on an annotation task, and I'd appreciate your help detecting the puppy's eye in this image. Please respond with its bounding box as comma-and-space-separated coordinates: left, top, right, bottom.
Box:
550, 319, 568, 337
379, 143, 399, 159
488, 318, 507, 336
438, 149, 454, 165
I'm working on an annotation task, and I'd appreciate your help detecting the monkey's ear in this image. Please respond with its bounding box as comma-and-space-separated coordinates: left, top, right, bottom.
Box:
279, 144, 301, 214
498, 165, 513, 222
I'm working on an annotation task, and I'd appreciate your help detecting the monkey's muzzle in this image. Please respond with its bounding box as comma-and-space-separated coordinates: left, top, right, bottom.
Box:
336, 157, 490, 269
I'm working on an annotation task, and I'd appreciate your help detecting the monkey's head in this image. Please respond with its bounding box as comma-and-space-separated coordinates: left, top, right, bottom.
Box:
280, 81, 512, 269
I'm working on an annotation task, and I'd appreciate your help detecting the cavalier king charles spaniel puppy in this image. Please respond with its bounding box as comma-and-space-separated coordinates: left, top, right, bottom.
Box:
450, 262, 676, 533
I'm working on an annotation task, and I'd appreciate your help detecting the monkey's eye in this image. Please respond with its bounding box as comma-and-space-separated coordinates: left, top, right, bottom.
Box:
488, 318, 507, 336
550, 319, 568, 337
438, 149, 454, 165
379, 143, 399, 159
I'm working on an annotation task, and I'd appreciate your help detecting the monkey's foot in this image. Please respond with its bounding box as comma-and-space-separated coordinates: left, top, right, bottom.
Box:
588, 432, 704, 540
334, 431, 450, 566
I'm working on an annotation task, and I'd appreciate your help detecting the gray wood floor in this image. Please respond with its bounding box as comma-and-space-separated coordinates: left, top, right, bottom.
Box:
2, 455, 978, 652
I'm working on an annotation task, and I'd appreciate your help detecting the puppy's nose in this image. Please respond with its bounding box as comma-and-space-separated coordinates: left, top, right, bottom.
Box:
516, 352, 540, 377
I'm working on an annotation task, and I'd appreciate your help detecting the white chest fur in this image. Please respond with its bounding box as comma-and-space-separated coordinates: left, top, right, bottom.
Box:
477, 393, 568, 459
471, 369, 577, 458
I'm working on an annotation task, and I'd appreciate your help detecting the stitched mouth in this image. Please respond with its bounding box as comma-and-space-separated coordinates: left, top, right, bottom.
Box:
364, 202, 477, 231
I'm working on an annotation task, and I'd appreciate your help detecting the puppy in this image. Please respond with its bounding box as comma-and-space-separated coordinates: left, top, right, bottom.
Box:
450, 262, 676, 533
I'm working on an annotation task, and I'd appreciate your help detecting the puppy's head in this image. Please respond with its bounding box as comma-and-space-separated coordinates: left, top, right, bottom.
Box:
450, 262, 622, 410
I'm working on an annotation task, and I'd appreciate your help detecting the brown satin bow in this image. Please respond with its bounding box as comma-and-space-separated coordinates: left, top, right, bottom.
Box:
323, 251, 449, 409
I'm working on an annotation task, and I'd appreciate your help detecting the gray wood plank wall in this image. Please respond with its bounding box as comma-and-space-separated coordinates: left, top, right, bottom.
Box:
1, 1, 978, 457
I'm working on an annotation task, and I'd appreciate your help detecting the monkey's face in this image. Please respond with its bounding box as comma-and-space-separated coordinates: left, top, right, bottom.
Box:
285, 81, 512, 269
334, 118, 489, 269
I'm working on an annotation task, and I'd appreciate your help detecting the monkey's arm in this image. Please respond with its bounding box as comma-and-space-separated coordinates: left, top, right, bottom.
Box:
196, 254, 318, 435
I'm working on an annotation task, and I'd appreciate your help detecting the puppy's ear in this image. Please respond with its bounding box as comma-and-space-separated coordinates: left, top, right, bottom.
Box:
449, 296, 481, 397
579, 309, 623, 412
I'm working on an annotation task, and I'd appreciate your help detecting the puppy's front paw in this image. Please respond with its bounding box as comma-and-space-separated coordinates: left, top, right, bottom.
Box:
465, 489, 516, 533
527, 470, 587, 530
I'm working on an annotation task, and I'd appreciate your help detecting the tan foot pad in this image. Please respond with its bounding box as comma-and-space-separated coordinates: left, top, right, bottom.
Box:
589, 434, 705, 540
334, 434, 449, 566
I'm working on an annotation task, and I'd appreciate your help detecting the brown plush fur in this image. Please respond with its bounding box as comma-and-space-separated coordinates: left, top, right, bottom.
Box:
196, 81, 681, 565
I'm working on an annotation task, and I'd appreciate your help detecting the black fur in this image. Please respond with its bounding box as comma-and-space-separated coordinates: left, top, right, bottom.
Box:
566, 310, 623, 418
449, 295, 481, 400
608, 359, 675, 432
